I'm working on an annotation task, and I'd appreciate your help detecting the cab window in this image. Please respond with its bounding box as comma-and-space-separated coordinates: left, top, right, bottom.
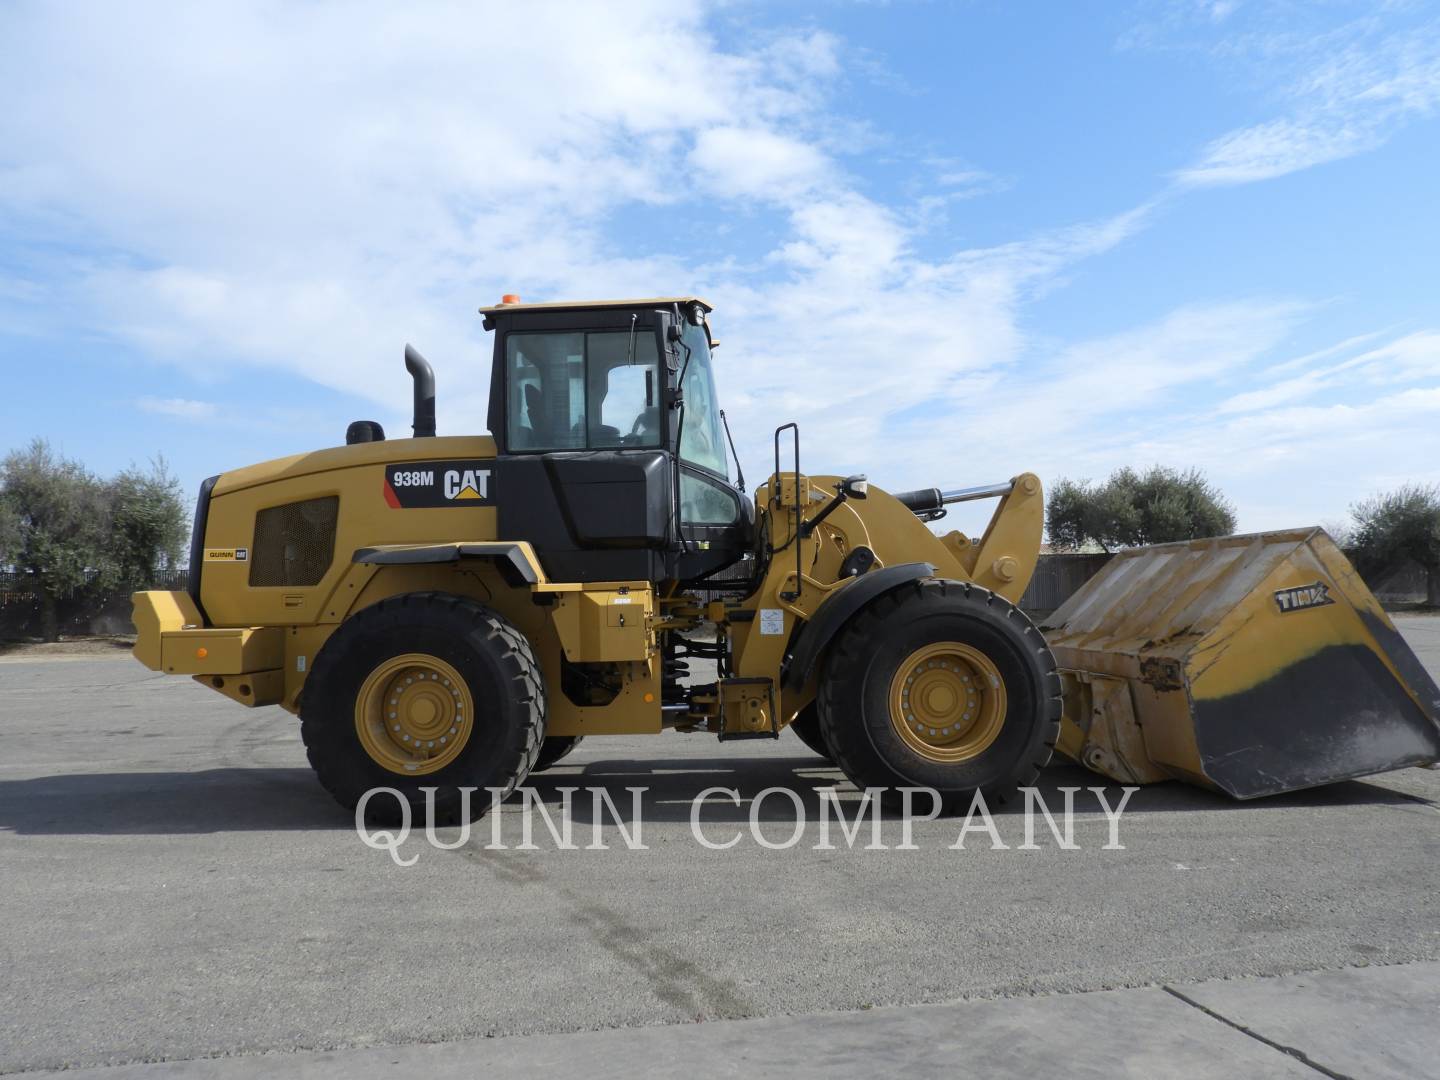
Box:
677, 322, 727, 477
681, 470, 741, 525
507, 330, 661, 451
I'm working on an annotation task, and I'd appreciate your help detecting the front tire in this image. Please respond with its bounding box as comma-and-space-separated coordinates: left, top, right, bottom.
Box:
300, 592, 546, 824
817, 579, 1059, 808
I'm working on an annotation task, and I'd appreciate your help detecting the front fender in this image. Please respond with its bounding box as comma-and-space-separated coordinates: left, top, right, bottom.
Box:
779, 562, 935, 691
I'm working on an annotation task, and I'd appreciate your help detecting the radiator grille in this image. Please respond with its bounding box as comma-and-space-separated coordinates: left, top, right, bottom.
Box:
249, 496, 339, 587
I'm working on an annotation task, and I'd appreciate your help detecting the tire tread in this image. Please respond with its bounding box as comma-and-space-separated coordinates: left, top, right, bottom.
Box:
299, 591, 545, 823
816, 578, 1061, 808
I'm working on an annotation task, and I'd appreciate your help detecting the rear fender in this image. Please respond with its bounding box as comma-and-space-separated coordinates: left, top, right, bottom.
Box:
352, 541, 546, 587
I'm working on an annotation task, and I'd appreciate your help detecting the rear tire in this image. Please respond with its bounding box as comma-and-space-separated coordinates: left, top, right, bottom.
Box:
300, 592, 545, 824
533, 735, 584, 771
817, 579, 1059, 808
788, 705, 832, 762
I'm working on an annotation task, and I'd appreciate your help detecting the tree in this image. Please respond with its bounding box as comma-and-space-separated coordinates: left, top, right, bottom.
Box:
0, 440, 187, 641
1047, 465, 1237, 553
110, 458, 188, 589
0, 497, 20, 566
1349, 484, 1440, 607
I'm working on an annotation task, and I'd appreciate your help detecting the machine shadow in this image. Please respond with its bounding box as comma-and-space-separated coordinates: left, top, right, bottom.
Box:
0, 755, 1424, 836
523, 753, 1428, 825
0, 767, 354, 835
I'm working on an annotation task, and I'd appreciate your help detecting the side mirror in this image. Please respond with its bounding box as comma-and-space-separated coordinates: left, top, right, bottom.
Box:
840, 475, 869, 500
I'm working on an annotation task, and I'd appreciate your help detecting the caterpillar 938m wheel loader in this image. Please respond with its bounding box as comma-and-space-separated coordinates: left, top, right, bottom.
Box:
132, 296, 1440, 822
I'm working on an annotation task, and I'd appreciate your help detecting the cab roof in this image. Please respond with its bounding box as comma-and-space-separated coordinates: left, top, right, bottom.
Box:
477, 296, 712, 315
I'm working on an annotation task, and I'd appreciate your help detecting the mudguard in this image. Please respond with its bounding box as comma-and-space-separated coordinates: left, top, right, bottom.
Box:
781, 562, 935, 691
352, 542, 543, 587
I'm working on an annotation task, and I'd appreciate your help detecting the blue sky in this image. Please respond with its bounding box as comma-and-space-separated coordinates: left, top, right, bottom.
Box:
1, 0, 1437, 538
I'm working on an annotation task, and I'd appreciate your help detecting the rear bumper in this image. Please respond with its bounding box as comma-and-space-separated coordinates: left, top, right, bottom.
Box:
131, 590, 285, 707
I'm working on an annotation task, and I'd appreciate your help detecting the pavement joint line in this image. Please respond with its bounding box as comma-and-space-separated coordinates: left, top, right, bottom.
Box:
1161, 985, 1355, 1080
8, 966, 1425, 1077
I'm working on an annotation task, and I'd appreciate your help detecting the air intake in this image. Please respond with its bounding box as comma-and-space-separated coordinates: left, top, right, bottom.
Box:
249, 496, 340, 587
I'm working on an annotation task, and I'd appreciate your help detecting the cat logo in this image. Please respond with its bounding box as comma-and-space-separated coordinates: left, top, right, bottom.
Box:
204, 547, 249, 562
383, 461, 496, 509
1273, 581, 1336, 614
443, 468, 490, 500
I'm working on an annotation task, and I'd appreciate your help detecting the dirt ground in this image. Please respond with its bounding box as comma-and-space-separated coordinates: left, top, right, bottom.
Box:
0, 635, 137, 660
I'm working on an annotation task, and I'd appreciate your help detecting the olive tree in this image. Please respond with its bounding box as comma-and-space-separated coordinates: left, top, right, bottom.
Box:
0, 440, 187, 641
1047, 466, 1237, 553
1349, 484, 1440, 606
110, 459, 189, 587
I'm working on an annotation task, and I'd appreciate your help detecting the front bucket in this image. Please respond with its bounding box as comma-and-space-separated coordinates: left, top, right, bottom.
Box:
1041, 529, 1440, 798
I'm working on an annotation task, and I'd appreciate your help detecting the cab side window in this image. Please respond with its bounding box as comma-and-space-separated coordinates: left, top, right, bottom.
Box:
507, 332, 584, 450
507, 330, 661, 451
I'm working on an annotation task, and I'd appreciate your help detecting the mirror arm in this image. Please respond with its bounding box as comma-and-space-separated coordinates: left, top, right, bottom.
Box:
799, 475, 867, 538
798, 494, 843, 538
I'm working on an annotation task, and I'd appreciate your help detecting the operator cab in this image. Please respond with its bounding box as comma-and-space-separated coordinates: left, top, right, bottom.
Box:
480, 296, 754, 585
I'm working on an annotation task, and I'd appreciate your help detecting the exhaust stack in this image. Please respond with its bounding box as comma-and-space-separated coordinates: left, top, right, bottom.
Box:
404, 344, 436, 438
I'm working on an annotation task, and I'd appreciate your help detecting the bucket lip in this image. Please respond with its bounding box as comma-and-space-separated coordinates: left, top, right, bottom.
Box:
1101, 526, 1326, 559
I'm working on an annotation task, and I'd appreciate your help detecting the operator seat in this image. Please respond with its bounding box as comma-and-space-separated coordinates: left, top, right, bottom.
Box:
514, 383, 543, 449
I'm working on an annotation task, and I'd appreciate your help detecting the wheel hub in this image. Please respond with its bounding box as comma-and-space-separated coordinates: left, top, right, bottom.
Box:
888, 641, 1007, 762
354, 653, 473, 775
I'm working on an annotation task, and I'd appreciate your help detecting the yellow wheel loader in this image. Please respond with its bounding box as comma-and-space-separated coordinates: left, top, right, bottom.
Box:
132, 296, 1440, 821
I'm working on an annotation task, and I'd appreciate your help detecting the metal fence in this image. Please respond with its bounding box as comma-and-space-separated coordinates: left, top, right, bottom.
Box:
1019, 553, 1114, 615
0, 570, 188, 640
1368, 559, 1431, 604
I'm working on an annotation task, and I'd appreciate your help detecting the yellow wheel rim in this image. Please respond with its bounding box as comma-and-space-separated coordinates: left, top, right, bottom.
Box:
354, 653, 473, 775
888, 641, 1007, 763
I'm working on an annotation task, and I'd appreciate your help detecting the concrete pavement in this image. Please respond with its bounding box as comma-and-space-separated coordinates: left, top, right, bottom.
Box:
23, 961, 1440, 1078
1, 614, 1437, 1074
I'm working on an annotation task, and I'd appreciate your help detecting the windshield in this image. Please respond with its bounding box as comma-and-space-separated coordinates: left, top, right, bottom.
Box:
506, 329, 661, 451
678, 322, 727, 477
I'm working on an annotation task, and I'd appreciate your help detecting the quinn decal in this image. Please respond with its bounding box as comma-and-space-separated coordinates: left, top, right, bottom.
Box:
383, 461, 496, 508
1273, 581, 1336, 614
204, 547, 249, 562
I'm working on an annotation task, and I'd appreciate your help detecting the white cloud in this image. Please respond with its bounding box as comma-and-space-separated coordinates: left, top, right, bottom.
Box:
1218, 330, 1440, 413
1178, 117, 1378, 185
1176, 20, 1440, 187
1018, 316, 1440, 533
860, 297, 1440, 537
137, 396, 218, 420
1, 0, 1434, 541
1131, 383, 1440, 529
0, 2, 860, 429
1204, 1, 1241, 23
887, 298, 1307, 467
0, 0, 1148, 486
690, 126, 830, 200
